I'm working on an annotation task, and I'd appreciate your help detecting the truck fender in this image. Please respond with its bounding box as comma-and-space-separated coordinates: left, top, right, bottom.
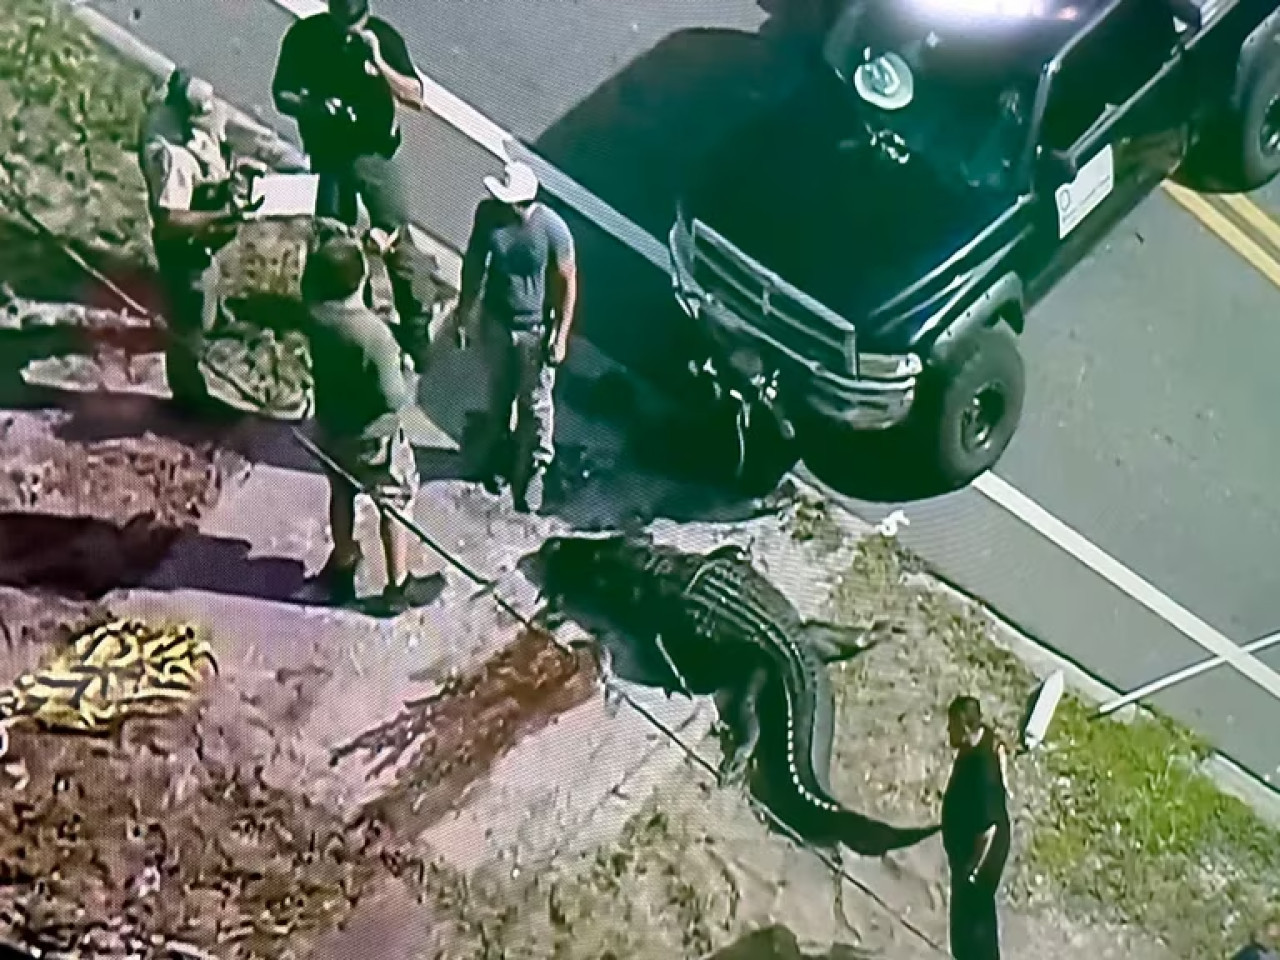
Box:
926, 271, 1024, 371
1232, 9, 1280, 110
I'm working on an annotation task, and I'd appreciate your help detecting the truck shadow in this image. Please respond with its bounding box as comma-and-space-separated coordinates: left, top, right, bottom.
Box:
532, 1, 938, 505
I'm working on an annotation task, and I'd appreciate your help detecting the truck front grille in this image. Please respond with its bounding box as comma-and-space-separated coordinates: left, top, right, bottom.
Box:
691, 220, 854, 373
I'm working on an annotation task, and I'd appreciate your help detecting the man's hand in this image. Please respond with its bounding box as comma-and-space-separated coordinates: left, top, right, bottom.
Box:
453, 300, 477, 350
364, 227, 396, 257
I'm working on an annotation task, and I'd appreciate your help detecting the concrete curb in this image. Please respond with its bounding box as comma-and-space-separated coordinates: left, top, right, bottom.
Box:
70, 0, 1280, 827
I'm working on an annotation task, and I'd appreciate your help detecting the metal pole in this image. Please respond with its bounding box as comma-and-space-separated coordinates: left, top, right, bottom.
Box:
1098, 630, 1280, 717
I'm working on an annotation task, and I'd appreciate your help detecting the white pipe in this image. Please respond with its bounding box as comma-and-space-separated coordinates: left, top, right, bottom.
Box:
1098, 631, 1280, 717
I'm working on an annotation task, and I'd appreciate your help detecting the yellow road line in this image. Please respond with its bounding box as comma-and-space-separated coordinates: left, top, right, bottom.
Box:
1218, 191, 1280, 255
1162, 182, 1280, 288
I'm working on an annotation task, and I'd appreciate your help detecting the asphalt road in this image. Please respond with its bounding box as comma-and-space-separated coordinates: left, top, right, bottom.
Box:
92, 0, 1280, 787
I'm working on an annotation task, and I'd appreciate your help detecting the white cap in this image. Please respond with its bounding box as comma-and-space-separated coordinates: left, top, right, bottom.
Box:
484, 161, 539, 205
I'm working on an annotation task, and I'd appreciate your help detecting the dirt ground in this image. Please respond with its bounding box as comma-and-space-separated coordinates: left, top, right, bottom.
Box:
348, 507, 1276, 960
2, 4, 1276, 955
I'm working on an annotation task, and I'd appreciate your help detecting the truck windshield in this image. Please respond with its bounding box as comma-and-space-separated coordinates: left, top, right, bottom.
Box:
823, 2, 1063, 193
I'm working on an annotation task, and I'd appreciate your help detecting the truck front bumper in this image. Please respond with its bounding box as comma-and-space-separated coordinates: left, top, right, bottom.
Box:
668, 227, 916, 432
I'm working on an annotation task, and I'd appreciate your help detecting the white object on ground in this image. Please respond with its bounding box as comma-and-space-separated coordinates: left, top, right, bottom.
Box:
1022, 669, 1065, 751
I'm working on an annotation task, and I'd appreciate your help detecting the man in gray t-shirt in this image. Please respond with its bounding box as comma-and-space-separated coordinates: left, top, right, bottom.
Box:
456, 160, 577, 513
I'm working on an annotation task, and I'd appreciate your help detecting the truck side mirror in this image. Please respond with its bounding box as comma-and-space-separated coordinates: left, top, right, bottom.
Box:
1166, 0, 1203, 33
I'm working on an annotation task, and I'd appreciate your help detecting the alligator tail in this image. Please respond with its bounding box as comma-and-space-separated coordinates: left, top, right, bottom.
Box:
832, 810, 941, 858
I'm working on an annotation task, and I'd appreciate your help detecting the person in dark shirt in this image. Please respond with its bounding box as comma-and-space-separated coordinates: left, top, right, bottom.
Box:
1232, 921, 1280, 960
941, 696, 1012, 960
455, 161, 577, 514
302, 229, 435, 616
271, 0, 430, 355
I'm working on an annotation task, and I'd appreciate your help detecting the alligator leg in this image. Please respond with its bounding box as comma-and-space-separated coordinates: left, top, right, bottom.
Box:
717, 665, 768, 789
653, 633, 694, 699
800, 617, 900, 664
531, 597, 568, 631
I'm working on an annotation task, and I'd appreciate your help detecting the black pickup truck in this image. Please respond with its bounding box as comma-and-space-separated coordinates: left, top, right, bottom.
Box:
669, 0, 1280, 491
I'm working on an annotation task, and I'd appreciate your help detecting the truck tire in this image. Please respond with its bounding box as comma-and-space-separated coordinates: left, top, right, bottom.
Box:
1196, 43, 1280, 190
917, 324, 1025, 490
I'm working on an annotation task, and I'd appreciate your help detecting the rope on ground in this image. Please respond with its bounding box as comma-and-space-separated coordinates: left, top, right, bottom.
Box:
4, 195, 949, 957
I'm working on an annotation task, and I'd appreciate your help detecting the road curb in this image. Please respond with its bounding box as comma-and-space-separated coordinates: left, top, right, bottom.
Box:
71, 0, 1280, 824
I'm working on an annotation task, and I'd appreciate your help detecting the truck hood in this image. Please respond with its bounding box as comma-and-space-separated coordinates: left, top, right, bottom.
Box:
683, 70, 1001, 349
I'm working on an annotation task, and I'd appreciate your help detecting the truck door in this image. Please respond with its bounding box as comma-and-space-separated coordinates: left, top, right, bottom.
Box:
1025, 0, 1194, 298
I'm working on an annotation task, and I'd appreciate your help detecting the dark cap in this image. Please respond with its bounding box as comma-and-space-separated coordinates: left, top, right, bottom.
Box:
302, 234, 368, 302
328, 0, 369, 24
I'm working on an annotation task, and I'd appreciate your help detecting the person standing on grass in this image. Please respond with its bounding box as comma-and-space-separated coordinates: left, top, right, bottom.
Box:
454, 160, 577, 514
138, 69, 245, 420
941, 695, 1012, 960
271, 0, 432, 361
301, 230, 435, 616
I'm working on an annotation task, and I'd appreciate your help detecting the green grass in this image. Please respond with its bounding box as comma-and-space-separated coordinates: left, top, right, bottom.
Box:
1030, 695, 1280, 957
1, 0, 155, 259
1, 0, 317, 412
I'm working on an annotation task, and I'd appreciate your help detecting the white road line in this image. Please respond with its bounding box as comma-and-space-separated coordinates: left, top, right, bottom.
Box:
975, 474, 1280, 700
265, 0, 671, 271
265, 0, 1280, 701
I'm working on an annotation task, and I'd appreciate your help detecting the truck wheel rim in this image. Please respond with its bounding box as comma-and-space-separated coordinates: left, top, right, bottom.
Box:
961, 384, 1006, 454
1261, 95, 1280, 157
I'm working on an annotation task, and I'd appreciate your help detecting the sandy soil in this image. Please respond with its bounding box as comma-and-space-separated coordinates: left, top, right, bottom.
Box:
363, 511, 1186, 960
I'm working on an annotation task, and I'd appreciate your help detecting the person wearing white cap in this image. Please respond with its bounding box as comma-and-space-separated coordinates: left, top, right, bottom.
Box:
137, 69, 247, 419
455, 160, 577, 513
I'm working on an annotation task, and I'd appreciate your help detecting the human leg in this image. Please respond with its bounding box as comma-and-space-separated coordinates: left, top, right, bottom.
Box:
319, 467, 360, 606
155, 250, 218, 414
314, 164, 360, 226
509, 328, 557, 512
474, 320, 519, 492
355, 153, 428, 339
949, 875, 1002, 960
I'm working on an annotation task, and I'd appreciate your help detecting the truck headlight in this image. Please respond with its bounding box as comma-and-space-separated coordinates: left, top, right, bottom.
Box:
857, 352, 923, 380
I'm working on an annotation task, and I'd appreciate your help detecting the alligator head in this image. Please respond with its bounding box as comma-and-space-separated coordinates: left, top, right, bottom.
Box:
535, 533, 652, 613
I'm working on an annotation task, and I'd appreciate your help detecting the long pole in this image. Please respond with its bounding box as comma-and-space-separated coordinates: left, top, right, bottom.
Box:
1098, 630, 1280, 717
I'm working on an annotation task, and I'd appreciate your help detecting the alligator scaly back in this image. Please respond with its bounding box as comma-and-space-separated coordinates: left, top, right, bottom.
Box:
536, 534, 940, 856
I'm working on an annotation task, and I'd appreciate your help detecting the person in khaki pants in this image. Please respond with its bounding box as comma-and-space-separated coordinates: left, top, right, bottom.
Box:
455, 161, 577, 514
138, 69, 244, 418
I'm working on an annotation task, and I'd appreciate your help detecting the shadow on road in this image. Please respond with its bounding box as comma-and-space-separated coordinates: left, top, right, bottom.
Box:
531, 0, 935, 505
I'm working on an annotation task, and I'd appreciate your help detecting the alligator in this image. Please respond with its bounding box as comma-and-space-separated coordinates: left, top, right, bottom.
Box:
533, 532, 940, 857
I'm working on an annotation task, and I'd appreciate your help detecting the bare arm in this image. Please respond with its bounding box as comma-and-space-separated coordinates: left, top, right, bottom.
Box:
966, 825, 997, 880
547, 213, 577, 364
549, 259, 578, 361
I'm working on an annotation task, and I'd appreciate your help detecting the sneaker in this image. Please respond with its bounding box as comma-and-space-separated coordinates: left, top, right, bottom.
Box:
372, 572, 446, 617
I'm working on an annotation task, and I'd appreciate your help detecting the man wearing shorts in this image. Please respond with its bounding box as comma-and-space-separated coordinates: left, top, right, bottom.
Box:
302, 231, 431, 614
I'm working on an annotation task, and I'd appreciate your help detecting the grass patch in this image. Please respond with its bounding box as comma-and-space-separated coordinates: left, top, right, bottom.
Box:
827, 532, 1280, 959
0, 0, 154, 261
1031, 697, 1280, 956
1, 0, 315, 414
